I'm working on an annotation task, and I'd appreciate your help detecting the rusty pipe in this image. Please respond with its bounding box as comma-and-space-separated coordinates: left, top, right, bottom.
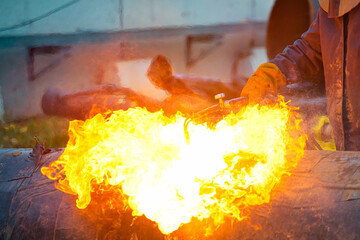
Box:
41, 86, 161, 120
1, 147, 360, 239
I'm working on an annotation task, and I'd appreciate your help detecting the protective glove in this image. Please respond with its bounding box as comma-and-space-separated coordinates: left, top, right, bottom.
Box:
240, 63, 286, 102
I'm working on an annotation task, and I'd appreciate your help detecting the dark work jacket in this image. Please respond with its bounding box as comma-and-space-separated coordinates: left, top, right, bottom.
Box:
270, 4, 360, 150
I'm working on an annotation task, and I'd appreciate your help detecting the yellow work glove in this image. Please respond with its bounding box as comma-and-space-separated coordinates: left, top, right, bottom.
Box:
240, 63, 286, 102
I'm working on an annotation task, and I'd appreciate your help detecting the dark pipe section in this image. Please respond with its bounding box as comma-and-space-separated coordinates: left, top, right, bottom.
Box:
41, 86, 160, 120
1, 148, 360, 239
266, 0, 319, 59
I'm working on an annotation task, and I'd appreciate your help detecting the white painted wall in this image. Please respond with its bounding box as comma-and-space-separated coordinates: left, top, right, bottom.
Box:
124, 0, 275, 29
0, 0, 274, 36
0, 0, 121, 35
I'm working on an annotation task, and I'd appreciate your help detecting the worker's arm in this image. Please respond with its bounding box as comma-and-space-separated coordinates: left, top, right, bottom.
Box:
242, 10, 324, 101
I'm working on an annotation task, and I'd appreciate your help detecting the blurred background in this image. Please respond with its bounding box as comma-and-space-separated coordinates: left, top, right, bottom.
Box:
0, 0, 321, 148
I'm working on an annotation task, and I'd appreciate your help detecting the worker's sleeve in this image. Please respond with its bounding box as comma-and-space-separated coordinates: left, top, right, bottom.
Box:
269, 10, 324, 85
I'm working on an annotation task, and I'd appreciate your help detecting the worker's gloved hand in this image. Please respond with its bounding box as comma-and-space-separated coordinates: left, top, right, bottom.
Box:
240, 63, 286, 103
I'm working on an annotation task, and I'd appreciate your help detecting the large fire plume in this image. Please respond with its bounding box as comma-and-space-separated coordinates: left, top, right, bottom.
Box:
41, 96, 306, 235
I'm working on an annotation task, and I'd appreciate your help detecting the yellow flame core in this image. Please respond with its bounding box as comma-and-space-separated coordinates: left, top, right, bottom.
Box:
41, 97, 306, 235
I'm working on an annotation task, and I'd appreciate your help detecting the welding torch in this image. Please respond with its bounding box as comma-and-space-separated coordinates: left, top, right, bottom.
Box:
184, 93, 248, 144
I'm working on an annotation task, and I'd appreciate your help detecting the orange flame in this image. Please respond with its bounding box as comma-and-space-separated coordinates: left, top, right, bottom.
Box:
41, 96, 306, 235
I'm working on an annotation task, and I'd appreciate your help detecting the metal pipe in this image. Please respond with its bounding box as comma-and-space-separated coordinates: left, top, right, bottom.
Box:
1, 147, 360, 239
266, 0, 319, 59
41, 86, 161, 120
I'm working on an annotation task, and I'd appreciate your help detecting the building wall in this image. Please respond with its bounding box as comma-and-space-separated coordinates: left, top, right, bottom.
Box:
0, 0, 274, 36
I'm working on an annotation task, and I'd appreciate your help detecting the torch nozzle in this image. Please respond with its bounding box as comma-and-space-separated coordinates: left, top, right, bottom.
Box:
183, 94, 248, 144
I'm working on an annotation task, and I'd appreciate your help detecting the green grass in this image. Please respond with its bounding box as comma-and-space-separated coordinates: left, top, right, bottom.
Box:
0, 116, 69, 148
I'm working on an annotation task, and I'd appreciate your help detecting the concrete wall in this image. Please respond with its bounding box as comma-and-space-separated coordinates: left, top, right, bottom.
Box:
0, 0, 274, 36
123, 0, 274, 29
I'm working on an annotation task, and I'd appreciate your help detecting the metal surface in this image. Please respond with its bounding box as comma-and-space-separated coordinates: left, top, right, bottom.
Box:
41, 86, 161, 120
1, 147, 360, 239
266, 0, 318, 59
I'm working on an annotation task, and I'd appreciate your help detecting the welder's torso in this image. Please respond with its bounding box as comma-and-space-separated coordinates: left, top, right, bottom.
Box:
318, 4, 360, 150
